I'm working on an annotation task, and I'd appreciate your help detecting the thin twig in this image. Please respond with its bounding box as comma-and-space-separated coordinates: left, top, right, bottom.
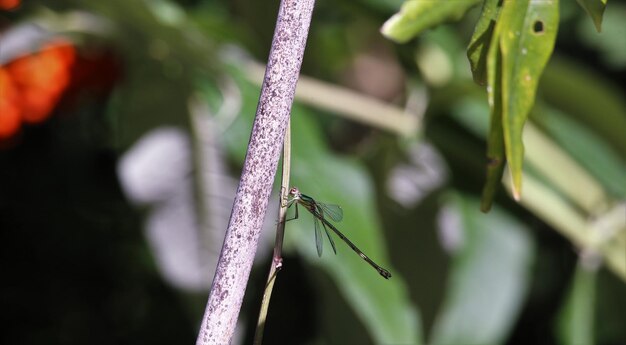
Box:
195, 1, 316, 344
253, 119, 291, 345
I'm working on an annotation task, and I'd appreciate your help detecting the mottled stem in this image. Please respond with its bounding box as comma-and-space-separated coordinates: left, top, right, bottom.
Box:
195, 1, 316, 344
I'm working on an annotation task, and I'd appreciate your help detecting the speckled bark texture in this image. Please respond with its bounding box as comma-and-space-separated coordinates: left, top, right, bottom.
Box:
195, 1, 316, 344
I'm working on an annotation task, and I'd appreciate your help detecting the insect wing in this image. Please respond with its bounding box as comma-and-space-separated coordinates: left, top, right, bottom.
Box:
320, 220, 337, 255
314, 217, 323, 257
317, 202, 343, 222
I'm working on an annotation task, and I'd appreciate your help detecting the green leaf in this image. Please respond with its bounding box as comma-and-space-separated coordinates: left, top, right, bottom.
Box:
467, 0, 500, 85
289, 108, 422, 344
534, 106, 626, 199
220, 71, 421, 344
381, 0, 482, 43
577, 4, 626, 68
557, 263, 597, 345
576, 0, 608, 32
430, 193, 535, 345
496, 0, 559, 199
481, 13, 506, 213
481, 111, 505, 213
504, 169, 626, 282
523, 122, 609, 214
541, 57, 626, 156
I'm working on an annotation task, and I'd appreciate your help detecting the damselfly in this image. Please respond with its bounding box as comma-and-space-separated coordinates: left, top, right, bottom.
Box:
286, 187, 392, 279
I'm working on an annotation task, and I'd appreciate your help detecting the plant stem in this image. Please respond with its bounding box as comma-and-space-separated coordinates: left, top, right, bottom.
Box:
253, 120, 291, 345
195, 1, 316, 344
244, 61, 420, 137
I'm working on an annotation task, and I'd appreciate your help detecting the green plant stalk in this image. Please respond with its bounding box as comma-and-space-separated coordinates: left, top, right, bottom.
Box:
482, 19, 505, 212
557, 261, 597, 345
244, 61, 420, 138
254, 120, 291, 345
504, 170, 626, 282
507, 123, 625, 281
523, 122, 609, 214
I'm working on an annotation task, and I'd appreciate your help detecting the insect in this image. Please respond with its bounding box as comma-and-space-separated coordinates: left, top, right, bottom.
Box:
285, 187, 391, 279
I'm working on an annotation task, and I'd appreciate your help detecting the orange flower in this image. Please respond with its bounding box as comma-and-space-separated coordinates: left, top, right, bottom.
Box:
0, 41, 76, 134
6, 42, 76, 124
0, 68, 21, 139
0, 0, 21, 11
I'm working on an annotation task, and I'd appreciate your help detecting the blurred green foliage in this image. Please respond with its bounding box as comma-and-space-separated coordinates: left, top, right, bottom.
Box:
1, 0, 624, 344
